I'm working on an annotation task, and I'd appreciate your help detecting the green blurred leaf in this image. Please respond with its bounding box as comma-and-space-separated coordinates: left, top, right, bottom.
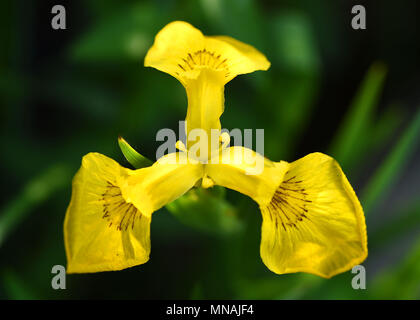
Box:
367, 103, 404, 151
166, 186, 243, 236
189, 282, 205, 299
261, 10, 320, 159
233, 273, 322, 299
362, 107, 420, 213
370, 237, 420, 299
0, 71, 26, 100
118, 136, 152, 168
201, 0, 264, 49
70, 3, 163, 62
265, 11, 320, 159
370, 201, 420, 250
0, 164, 71, 247
298, 271, 370, 300
329, 62, 387, 169
43, 75, 119, 120
1, 269, 38, 299
276, 275, 324, 300
272, 11, 320, 74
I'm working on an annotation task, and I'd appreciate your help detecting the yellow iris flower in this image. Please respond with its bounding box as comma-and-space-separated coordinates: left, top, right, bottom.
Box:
64, 21, 367, 278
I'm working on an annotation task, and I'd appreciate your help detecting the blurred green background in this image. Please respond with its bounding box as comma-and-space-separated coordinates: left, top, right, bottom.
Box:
1, 0, 419, 299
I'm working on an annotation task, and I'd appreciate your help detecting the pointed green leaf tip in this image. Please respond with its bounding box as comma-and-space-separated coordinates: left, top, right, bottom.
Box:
118, 136, 153, 169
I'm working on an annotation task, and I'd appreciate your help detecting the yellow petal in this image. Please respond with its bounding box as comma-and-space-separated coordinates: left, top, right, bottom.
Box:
207, 35, 271, 81
205, 147, 288, 205
122, 152, 204, 216
260, 153, 368, 278
145, 21, 270, 151
144, 21, 270, 84
64, 152, 203, 273
64, 153, 151, 273
144, 21, 205, 83
183, 68, 225, 152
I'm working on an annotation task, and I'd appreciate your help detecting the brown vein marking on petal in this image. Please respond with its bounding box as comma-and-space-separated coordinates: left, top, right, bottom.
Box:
101, 181, 142, 231
177, 49, 230, 78
263, 173, 311, 231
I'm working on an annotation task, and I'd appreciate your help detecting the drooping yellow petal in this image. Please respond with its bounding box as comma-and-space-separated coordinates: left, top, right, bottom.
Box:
64, 152, 203, 273
145, 21, 270, 150
259, 153, 367, 278
64, 153, 151, 273
207, 149, 367, 278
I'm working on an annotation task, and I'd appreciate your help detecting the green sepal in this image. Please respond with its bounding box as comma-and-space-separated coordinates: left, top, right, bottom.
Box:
118, 136, 153, 169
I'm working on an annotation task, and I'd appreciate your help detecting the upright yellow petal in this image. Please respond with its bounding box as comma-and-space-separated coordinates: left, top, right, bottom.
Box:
259, 153, 367, 278
183, 68, 225, 153
144, 21, 270, 84
207, 35, 271, 82
64, 152, 203, 273
144, 21, 205, 83
145, 21, 270, 151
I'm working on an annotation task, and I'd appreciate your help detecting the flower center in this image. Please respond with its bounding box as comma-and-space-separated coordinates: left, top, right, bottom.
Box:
101, 181, 142, 231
